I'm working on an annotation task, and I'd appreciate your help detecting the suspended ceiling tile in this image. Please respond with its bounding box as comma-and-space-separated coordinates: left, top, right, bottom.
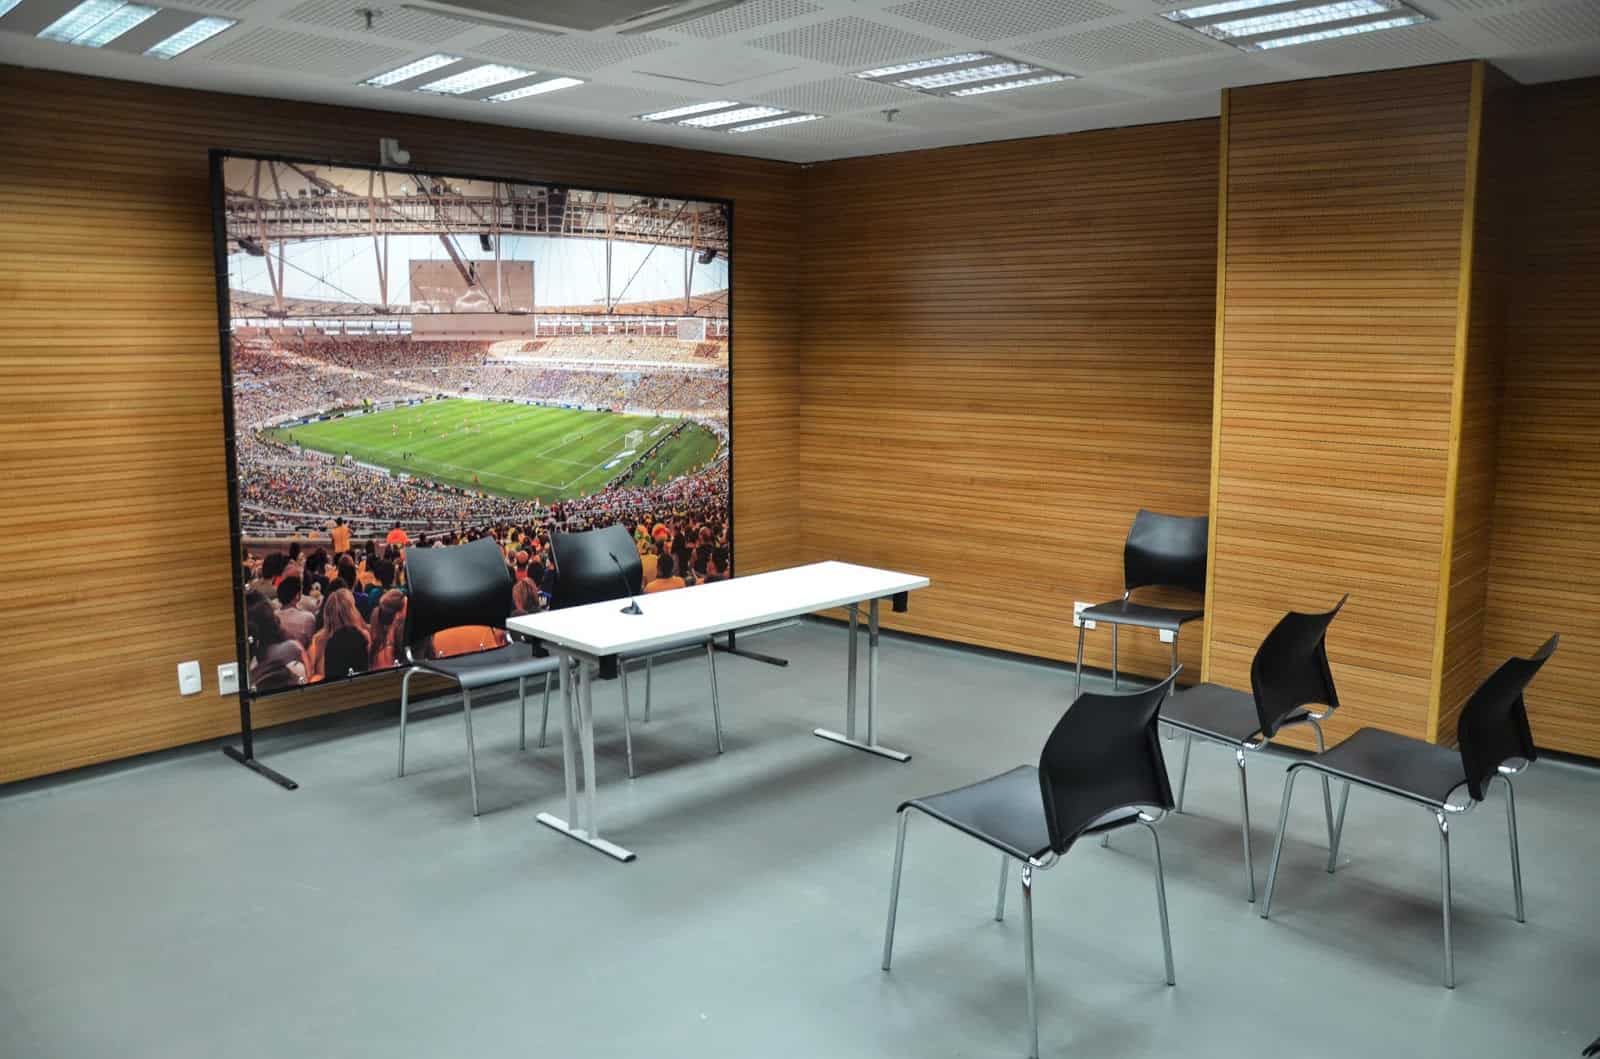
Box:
203, 27, 411, 77
1023, 19, 1224, 71
476, 30, 675, 71
747, 15, 952, 68
671, 0, 823, 39
885, 0, 1121, 41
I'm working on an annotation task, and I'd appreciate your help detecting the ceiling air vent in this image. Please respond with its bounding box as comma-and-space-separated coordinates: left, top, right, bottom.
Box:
396, 0, 745, 35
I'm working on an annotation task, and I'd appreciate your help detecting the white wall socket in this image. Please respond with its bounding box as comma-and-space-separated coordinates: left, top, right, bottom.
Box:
217, 662, 239, 696
1073, 602, 1097, 630
1158, 628, 1176, 644
177, 660, 202, 696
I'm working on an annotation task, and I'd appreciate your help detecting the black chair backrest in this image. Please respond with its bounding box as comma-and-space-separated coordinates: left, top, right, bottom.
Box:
1250, 595, 1347, 738
324, 626, 370, 680
1124, 509, 1209, 594
402, 537, 512, 647
1457, 635, 1557, 801
1038, 668, 1181, 854
549, 524, 643, 610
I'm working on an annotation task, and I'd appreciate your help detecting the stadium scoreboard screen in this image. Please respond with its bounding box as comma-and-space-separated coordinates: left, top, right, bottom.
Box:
211, 151, 733, 697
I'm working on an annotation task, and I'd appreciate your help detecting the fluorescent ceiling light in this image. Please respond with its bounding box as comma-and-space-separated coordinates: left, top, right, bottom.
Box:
363, 53, 460, 87
488, 76, 584, 101
856, 52, 988, 80
0, 0, 23, 17
1255, 12, 1426, 46
638, 100, 740, 121
855, 51, 1073, 98
416, 63, 531, 95
727, 113, 823, 133
678, 105, 786, 128
144, 16, 235, 58
39, 0, 157, 45
950, 74, 1070, 97
1164, 0, 1431, 50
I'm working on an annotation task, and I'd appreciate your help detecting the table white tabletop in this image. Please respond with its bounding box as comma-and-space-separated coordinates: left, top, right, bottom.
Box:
506, 560, 929, 658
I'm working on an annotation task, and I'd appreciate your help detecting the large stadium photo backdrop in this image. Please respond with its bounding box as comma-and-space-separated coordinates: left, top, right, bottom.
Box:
212, 152, 732, 698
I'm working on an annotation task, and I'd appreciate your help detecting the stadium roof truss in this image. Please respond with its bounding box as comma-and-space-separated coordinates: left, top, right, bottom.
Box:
222, 156, 730, 319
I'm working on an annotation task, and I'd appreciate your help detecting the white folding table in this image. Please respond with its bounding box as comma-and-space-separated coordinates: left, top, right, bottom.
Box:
506, 560, 930, 862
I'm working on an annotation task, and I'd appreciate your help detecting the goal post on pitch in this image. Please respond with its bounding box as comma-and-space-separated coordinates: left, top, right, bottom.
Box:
562, 431, 582, 446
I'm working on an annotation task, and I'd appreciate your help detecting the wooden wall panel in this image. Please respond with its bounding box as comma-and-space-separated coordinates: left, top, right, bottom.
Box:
0, 66, 801, 784
1484, 76, 1600, 759
1206, 64, 1476, 745
1432, 65, 1512, 745
797, 121, 1218, 677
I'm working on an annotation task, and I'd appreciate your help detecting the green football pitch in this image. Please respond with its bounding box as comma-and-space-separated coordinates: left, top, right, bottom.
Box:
263, 398, 721, 502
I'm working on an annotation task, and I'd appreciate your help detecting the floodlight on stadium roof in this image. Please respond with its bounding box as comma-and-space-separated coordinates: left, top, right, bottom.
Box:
1161, 0, 1430, 50
853, 51, 1074, 98
637, 100, 824, 135
38, 0, 158, 47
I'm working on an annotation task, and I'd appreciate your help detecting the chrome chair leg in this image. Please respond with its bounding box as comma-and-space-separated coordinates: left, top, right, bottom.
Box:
1260, 767, 1303, 920
1073, 623, 1086, 699
518, 675, 527, 751
1165, 636, 1180, 739
706, 640, 724, 754
620, 659, 636, 779
461, 686, 480, 817
1438, 810, 1454, 989
538, 671, 552, 749
1308, 718, 1335, 857
995, 855, 1009, 922
644, 655, 653, 722
1142, 820, 1176, 986
1235, 747, 1255, 902
398, 666, 415, 778
1022, 864, 1039, 1059
1328, 781, 1350, 873
1175, 734, 1193, 813
1111, 624, 1120, 690
882, 811, 910, 971
1503, 776, 1525, 923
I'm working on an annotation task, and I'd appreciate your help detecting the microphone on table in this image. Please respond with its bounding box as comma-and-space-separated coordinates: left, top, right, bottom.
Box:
608, 551, 643, 616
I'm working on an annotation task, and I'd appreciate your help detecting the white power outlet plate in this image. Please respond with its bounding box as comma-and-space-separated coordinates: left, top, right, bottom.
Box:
1073, 602, 1097, 630
177, 660, 202, 696
217, 662, 239, 696
1158, 628, 1176, 644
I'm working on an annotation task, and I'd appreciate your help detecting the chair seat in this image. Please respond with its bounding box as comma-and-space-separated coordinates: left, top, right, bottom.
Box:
1080, 598, 1203, 631
1297, 727, 1469, 808
903, 765, 1142, 861
415, 642, 560, 690
1161, 682, 1310, 745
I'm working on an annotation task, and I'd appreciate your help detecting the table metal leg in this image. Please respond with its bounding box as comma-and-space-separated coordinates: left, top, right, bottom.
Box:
537, 652, 635, 862
815, 597, 911, 762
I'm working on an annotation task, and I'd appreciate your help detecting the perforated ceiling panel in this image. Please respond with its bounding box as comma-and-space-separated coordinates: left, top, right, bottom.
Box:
282, 0, 473, 43
884, 97, 1010, 129
1438, 0, 1526, 11
477, 30, 674, 71
1121, 55, 1282, 95
748, 15, 950, 67
751, 75, 915, 113
984, 79, 1136, 109
1477, 2, 1600, 48
204, 27, 409, 76
533, 82, 698, 115
886, 0, 1120, 41
165, 0, 255, 11
672, 0, 823, 38
1023, 20, 1222, 70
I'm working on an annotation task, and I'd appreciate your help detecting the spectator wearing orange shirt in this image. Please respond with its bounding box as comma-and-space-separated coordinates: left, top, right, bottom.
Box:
386, 522, 411, 547
330, 517, 352, 556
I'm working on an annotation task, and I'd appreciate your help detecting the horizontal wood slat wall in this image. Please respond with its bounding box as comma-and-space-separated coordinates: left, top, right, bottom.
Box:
0, 66, 801, 784
798, 121, 1218, 676
1206, 64, 1476, 747
1483, 76, 1600, 759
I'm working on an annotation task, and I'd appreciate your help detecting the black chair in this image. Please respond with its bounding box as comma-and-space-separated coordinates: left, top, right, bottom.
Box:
542, 524, 722, 779
1074, 510, 1208, 698
1260, 635, 1558, 988
396, 537, 560, 816
881, 670, 1181, 1059
1156, 596, 1347, 902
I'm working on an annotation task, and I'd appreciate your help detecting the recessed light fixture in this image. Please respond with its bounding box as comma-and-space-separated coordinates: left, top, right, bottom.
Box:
144, 16, 236, 59
363, 54, 461, 88
38, 0, 158, 46
635, 100, 823, 134
488, 76, 585, 102
1163, 0, 1430, 50
0, 0, 24, 17
854, 51, 1074, 98
416, 63, 531, 96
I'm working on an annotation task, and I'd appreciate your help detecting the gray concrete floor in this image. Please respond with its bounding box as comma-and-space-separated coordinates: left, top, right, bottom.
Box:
2, 620, 1597, 1059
